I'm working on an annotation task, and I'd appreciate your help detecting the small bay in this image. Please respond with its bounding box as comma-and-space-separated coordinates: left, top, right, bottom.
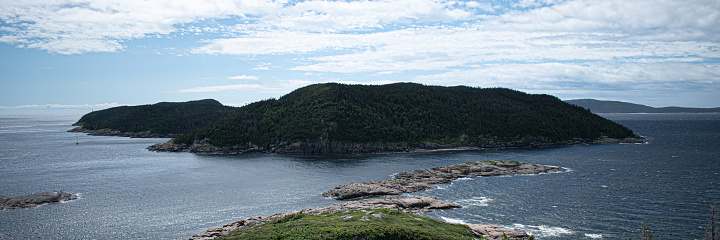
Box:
0, 113, 718, 239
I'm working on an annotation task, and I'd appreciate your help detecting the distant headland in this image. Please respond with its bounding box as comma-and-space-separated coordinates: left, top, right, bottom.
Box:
71, 83, 642, 155
565, 99, 720, 113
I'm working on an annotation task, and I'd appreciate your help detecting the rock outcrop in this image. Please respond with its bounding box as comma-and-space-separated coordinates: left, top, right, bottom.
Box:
190, 196, 461, 240
467, 224, 531, 240
1, 192, 77, 210
68, 127, 177, 138
323, 160, 565, 200
147, 137, 642, 155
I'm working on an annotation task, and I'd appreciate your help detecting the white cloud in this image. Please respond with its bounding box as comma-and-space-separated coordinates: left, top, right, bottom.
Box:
192, 30, 378, 55
253, 0, 475, 33
177, 79, 313, 93
2, 0, 719, 107
228, 75, 259, 80
414, 62, 720, 93
0, 0, 279, 54
494, 0, 720, 40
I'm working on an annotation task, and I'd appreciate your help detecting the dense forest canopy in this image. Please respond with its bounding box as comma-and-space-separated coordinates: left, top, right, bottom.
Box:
74, 99, 237, 135
184, 83, 636, 148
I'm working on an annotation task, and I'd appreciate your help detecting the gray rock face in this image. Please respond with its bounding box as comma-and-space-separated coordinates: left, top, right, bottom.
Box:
467, 224, 531, 240
1, 192, 77, 210
322, 160, 566, 200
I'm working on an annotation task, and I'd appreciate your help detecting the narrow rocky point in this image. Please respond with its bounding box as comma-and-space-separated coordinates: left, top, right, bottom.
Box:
1, 191, 77, 210
68, 127, 177, 138
323, 160, 566, 200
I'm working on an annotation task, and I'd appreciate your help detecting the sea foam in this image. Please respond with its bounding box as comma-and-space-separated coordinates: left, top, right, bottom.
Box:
440, 216, 468, 225
455, 196, 492, 207
512, 224, 573, 238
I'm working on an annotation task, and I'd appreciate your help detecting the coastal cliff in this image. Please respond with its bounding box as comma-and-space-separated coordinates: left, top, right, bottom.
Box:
148, 136, 642, 154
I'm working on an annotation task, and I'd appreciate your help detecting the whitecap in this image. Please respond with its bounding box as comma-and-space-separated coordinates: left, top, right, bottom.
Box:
585, 233, 603, 239
512, 224, 573, 238
60, 193, 82, 203
440, 216, 467, 225
455, 196, 492, 207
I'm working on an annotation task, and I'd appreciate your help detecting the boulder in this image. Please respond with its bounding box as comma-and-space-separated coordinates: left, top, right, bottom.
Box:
467, 224, 530, 240
322, 182, 403, 200
1, 192, 77, 210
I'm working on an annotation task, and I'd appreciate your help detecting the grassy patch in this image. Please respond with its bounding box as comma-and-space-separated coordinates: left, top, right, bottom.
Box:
221, 208, 482, 240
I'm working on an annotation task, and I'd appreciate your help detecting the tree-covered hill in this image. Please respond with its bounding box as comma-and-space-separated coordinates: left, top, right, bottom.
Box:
168, 83, 637, 154
72, 99, 237, 136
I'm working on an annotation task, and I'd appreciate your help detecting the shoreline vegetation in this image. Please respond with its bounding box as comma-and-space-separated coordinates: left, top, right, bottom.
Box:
192, 160, 554, 240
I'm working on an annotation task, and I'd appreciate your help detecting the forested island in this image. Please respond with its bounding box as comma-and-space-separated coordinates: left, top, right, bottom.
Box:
72, 83, 641, 154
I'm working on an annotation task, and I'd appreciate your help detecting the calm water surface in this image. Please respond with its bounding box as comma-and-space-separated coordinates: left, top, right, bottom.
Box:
0, 113, 718, 239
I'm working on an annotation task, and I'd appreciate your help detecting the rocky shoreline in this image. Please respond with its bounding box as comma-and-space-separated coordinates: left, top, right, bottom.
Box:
323, 160, 566, 200
68, 127, 177, 138
148, 137, 644, 155
192, 160, 564, 240
1, 192, 77, 210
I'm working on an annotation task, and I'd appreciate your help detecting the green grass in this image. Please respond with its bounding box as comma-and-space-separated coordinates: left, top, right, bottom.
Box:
220, 208, 482, 240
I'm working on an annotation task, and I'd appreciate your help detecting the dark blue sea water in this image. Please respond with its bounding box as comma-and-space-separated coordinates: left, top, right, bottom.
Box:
0, 113, 718, 239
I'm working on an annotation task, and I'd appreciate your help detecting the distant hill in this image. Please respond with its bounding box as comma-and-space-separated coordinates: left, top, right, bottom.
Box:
566, 99, 720, 113
160, 83, 638, 154
72, 99, 237, 136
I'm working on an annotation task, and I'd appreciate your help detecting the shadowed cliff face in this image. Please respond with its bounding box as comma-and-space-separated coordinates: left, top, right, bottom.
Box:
147, 136, 642, 155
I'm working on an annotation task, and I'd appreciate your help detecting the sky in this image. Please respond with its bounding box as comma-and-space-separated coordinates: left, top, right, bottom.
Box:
0, 0, 719, 114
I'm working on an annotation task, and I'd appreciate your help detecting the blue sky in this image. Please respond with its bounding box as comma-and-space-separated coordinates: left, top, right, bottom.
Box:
1, 0, 719, 114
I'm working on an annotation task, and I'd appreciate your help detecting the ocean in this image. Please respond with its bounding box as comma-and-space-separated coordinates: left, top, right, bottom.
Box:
0, 113, 718, 239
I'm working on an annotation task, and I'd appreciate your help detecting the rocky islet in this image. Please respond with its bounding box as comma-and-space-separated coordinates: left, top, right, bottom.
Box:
1, 191, 77, 210
323, 160, 566, 200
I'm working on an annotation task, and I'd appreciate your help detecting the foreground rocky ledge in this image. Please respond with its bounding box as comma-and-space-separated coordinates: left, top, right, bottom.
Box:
1, 192, 77, 210
323, 160, 566, 200
191, 196, 529, 240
